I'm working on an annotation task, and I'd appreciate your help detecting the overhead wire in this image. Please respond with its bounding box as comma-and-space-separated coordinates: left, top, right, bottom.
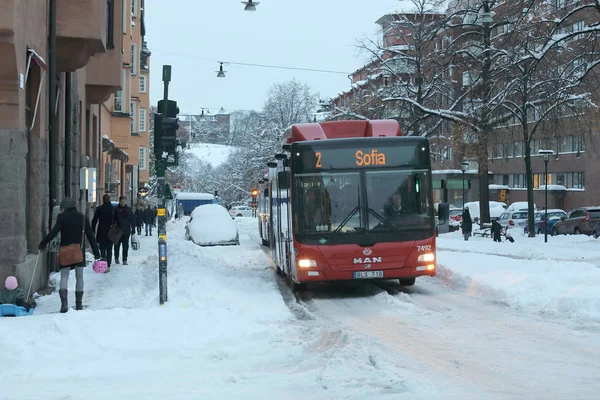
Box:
152, 49, 351, 75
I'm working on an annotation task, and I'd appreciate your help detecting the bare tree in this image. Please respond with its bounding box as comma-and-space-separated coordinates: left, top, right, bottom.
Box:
492, 0, 599, 236
263, 79, 318, 130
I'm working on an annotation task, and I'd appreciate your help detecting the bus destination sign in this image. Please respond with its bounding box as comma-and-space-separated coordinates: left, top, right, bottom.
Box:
294, 142, 428, 171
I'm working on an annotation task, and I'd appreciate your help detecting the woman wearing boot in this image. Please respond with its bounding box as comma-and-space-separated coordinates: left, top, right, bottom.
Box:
38, 198, 101, 313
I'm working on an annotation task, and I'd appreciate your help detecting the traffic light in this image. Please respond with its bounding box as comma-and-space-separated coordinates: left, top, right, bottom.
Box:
158, 99, 180, 155
251, 188, 259, 198
153, 113, 163, 158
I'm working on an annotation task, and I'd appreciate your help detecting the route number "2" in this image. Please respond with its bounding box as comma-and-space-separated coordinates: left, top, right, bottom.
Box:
416, 245, 432, 252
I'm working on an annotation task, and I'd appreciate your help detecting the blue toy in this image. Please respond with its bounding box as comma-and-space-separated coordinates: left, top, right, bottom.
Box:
0, 304, 35, 317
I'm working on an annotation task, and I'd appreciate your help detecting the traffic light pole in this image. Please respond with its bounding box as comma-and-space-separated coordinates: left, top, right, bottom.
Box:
157, 65, 171, 305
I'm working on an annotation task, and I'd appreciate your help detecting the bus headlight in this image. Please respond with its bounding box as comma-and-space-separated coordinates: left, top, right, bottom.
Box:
418, 253, 435, 262
298, 259, 317, 268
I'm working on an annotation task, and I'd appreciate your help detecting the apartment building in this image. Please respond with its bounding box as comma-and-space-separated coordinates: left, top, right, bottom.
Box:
101, 0, 151, 204
331, 1, 599, 210
0, 0, 125, 292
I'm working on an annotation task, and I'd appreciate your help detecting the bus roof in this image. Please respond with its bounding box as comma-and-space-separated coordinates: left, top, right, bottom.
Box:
285, 120, 401, 143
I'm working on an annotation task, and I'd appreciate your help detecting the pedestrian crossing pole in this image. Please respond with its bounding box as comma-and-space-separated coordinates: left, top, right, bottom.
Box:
157, 65, 171, 305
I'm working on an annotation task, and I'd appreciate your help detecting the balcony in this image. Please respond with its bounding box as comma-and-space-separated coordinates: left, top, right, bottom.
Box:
56, 0, 107, 72
86, 49, 122, 104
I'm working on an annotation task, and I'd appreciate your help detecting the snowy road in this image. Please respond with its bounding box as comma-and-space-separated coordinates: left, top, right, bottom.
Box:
1, 217, 599, 399
288, 280, 600, 399
251, 223, 600, 399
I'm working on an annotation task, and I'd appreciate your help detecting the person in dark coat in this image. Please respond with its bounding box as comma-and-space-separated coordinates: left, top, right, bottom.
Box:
114, 196, 135, 265
461, 207, 473, 241
491, 219, 502, 242
92, 194, 116, 271
38, 197, 100, 313
135, 205, 144, 235
143, 205, 155, 236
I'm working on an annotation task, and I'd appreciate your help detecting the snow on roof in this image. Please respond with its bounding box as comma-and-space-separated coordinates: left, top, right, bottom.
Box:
175, 192, 215, 200
489, 184, 510, 190
538, 185, 567, 191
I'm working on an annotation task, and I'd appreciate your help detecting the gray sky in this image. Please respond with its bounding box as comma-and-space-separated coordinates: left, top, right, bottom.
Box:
145, 0, 412, 115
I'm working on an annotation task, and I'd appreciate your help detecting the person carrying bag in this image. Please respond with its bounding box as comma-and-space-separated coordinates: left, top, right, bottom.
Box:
38, 198, 100, 313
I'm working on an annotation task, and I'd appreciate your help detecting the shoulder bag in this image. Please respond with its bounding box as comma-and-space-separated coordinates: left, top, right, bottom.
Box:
108, 206, 123, 243
58, 214, 85, 267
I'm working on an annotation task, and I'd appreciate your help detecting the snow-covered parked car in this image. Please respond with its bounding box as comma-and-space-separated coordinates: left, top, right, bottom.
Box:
185, 204, 240, 246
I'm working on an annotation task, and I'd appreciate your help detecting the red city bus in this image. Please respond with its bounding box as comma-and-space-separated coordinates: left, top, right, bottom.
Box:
259, 119, 443, 291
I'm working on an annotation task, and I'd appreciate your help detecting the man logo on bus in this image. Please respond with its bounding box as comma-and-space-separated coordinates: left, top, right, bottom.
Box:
363, 248, 372, 256
353, 257, 382, 264
356, 149, 386, 166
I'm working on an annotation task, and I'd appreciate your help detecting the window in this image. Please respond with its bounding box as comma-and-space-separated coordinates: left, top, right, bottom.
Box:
139, 108, 147, 132
462, 71, 471, 86
560, 135, 575, 153
511, 174, 523, 188
138, 147, 147, 170
106, 0, 114, 49
130, 101, 136, 133
132, 0, 137, 16
114, 90, 124, 112
131, 44, 137, 75
139, 74, 147, 93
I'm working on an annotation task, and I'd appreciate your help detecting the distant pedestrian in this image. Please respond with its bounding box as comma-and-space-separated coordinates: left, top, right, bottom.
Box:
135, 205, 144, 235
462, 207, 473, 241
491, 219, 502, 242
114, 196, 135, 265
38, 197, 100, 313
143, 205, 155, 236
92, 194, 116, 272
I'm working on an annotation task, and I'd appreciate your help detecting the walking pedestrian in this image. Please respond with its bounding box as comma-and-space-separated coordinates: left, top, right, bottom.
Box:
38, 197, 100, 313
114, 196, 135, 265
135, 205, 144, 235
143, 204, 155, 236
462, 207, 473, 241
92, 194, 117, 272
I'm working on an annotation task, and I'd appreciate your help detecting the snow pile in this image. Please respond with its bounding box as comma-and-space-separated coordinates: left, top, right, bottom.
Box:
188, 203, 238, 244
436, 231, 600, 322
187, 142, 236, 167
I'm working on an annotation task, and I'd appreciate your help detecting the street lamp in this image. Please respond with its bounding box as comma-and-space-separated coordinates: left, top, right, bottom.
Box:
538, 149, 555, 243
461, 161, 469, 209
242, 1, 259, 11
216, 62, 226, 78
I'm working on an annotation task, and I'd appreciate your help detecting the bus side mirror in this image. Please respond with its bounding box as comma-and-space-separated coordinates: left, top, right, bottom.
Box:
438, 202, 449, 224
278, 171, 290, 190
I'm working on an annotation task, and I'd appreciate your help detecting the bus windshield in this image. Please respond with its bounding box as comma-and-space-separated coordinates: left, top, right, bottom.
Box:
293, 169, 434, 244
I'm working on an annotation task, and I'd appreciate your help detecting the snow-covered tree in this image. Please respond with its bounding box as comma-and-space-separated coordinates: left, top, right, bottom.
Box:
263, 79, 318, 130
489, 0, 599, 235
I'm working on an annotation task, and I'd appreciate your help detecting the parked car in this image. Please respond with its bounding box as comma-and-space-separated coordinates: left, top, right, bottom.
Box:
524, 209, 567, 235
464, 201, 506, 223
230, 206, 253, 218
506, 201, 536, 212
449, 208, 463, 222
552, 207, 600, 236
498, 211, 529, 232
185, 204, 240, 246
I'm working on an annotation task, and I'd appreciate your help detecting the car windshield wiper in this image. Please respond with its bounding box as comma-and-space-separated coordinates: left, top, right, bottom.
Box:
332, 206, 359, 234
368, 208, 402, 234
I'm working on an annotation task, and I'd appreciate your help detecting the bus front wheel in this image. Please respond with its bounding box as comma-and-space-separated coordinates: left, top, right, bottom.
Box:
398, 278, 416, 286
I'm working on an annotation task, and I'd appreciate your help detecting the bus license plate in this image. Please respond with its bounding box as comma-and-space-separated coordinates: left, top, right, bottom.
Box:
353, 271, 384, 279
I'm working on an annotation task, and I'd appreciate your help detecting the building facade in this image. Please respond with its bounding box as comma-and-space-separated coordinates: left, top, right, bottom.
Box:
101, 0, 151, 204
0, 0, 148, 295
331, 1, 599, 210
